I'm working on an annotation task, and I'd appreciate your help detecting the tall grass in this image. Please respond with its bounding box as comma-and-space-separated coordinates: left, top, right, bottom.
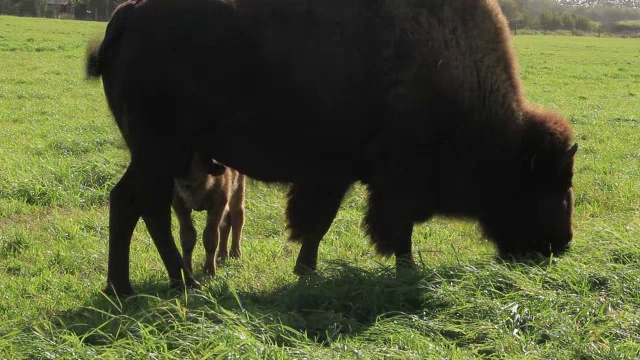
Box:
1, 15, 639, 358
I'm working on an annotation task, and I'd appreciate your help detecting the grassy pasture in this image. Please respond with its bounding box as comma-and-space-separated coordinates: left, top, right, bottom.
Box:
1, 15, 639, 359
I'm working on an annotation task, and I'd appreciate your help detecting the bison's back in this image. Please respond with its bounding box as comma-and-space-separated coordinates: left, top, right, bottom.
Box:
101, 0, 524, 183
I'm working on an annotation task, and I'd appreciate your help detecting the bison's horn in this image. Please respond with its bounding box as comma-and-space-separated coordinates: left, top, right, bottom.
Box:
556, 143, 579, 172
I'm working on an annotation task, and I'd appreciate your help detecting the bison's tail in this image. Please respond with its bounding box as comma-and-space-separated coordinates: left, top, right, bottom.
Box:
84, 1, 134, 80
85, 38, 103, 79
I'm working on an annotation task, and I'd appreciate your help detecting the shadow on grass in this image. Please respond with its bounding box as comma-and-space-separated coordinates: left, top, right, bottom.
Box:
44, 257, 557, 348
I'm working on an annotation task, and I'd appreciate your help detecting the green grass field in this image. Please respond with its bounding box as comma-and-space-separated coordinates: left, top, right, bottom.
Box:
1, 15, 639, 359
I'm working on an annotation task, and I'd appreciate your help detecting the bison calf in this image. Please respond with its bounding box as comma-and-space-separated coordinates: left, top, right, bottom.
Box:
172, 153, 246, 277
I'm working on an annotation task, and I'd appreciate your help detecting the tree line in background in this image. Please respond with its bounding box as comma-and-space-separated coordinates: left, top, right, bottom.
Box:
500, 0, 640, 35
0, 0, 119, 20
1, 0, 640, 36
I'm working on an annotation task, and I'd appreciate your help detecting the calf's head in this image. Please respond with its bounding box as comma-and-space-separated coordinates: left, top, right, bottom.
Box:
174, 153, 226, 210
482, 109, 578, 258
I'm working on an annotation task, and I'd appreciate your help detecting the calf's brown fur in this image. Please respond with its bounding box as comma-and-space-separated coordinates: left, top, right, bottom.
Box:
173, 154, 245, 276
86, 0, 577, 296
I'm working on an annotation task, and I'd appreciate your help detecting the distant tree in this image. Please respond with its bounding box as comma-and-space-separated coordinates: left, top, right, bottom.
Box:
32, 0, 40, 16
540, 10, 564, 30
574, 14, 597, 30
562, 12, 577, 28
10, 0, 45, 16
499, 0, 519, 21
499, 0, 522, 32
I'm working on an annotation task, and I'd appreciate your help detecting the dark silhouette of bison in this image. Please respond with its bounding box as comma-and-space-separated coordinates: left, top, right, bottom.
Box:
173, 153, 246, 277
86, 0, 578, 296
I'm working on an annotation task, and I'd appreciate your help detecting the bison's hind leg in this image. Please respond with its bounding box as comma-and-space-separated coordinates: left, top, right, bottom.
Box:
107, 151, 201, 295
107, 104, 200, 293
105, 165, 141, 296
286, 182, 351, 275
137, 155, 201, 291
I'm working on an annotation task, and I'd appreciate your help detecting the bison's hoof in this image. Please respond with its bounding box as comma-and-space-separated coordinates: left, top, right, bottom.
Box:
293, 262, 317, 276
395, 256, 417, 274
187, 278, 202, 290
102, 281, 136, 298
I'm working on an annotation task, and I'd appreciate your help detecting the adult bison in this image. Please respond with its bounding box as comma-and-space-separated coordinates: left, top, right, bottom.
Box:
87, 0, 578, 296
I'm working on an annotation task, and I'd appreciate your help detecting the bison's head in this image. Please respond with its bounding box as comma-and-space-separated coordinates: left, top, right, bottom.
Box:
482, 108, 578, 259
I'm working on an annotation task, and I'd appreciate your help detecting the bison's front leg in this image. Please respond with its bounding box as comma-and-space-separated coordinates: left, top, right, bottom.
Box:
286, 182, 351, 275
364, 164, 417, 272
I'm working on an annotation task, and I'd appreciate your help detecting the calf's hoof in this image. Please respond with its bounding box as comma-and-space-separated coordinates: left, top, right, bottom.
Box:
216, 253, 229, 263
229, 249, 242, 259
202, 264, 217, 277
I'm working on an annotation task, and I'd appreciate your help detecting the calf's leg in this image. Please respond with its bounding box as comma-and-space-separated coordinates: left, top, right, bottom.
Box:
217, 211, 232, 260
228, 177, 245, 259
286, 181, 351, 275
172, 192, 197, 273
202, 199, 227, 275
229, 207, 245, 259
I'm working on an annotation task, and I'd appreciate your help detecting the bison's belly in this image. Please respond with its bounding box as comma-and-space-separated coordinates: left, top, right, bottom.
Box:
193, 106, 375, 183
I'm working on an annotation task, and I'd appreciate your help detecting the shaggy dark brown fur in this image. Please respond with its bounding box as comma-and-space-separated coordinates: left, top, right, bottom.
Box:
172, 154, 245, 277
86, 0, 577, 295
